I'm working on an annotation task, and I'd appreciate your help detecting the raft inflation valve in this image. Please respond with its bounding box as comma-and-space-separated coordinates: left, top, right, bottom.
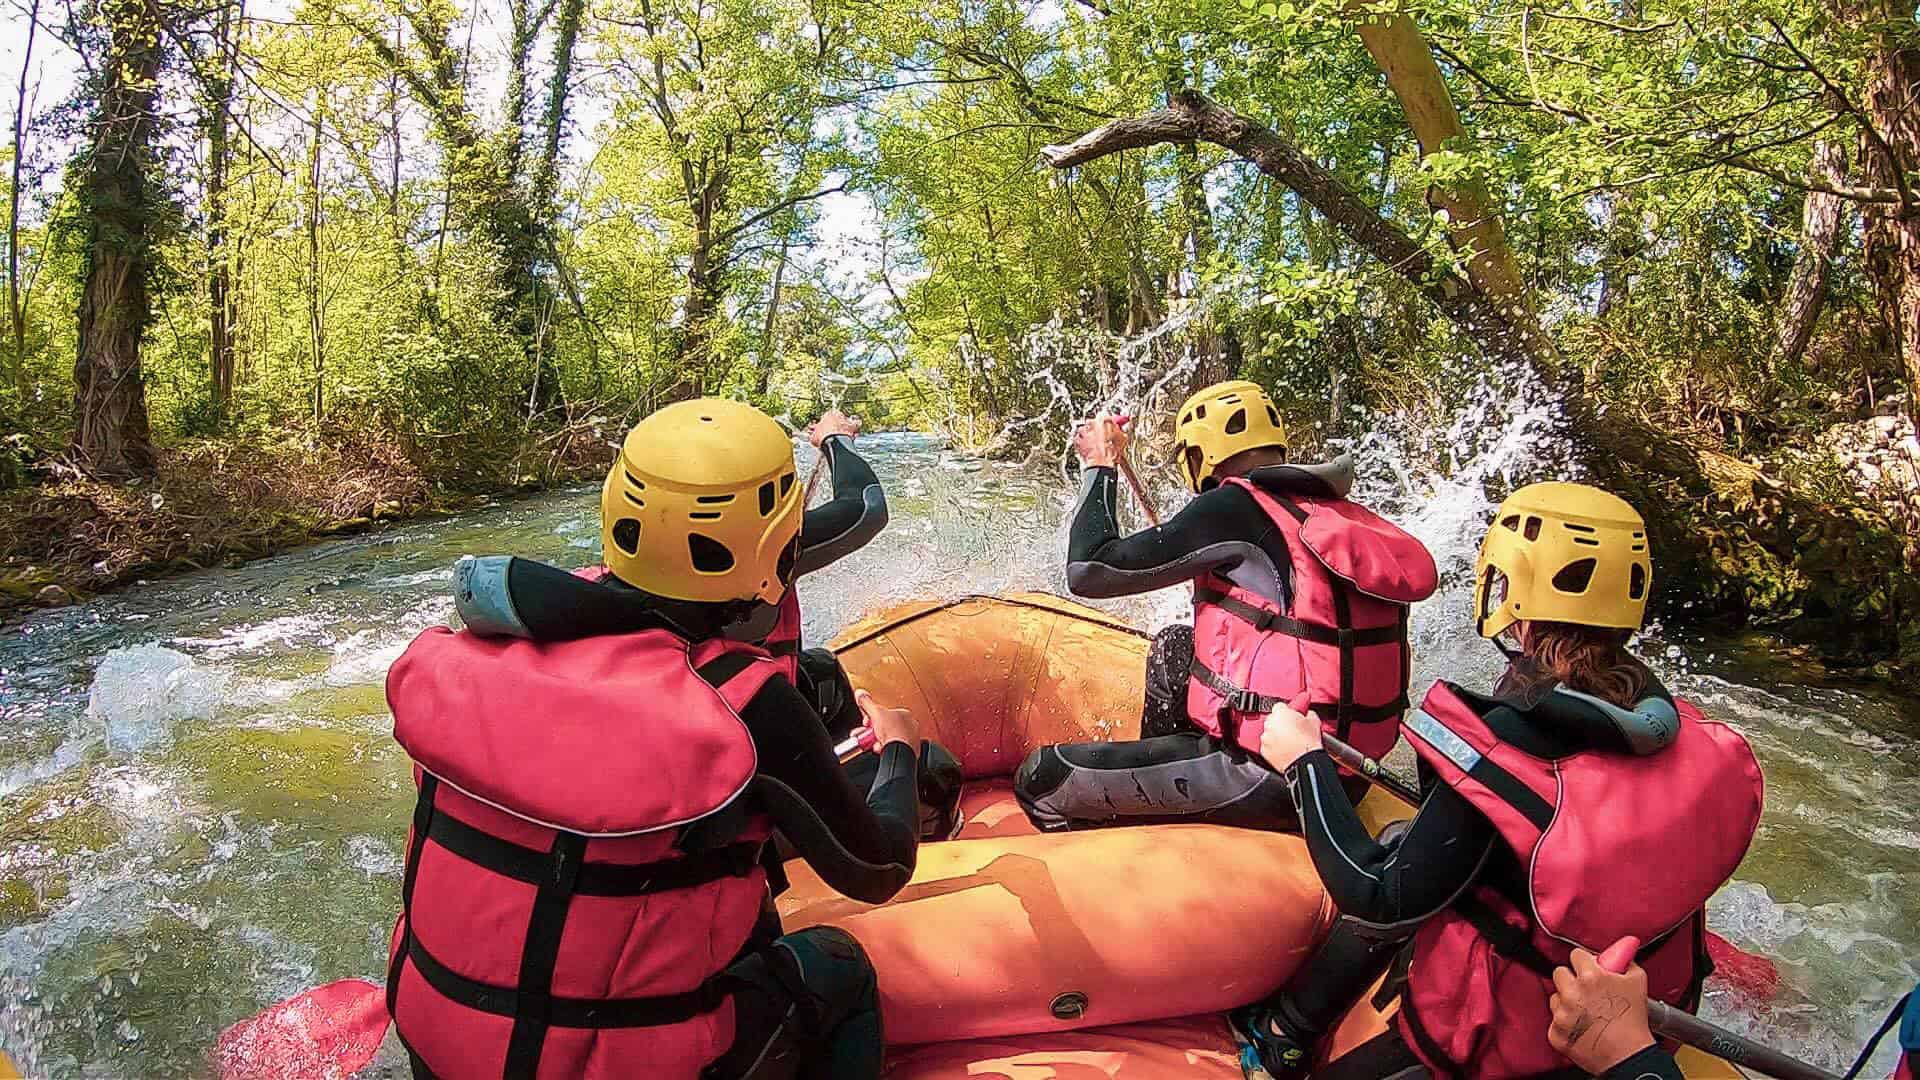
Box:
1050, 991, 1089, 1020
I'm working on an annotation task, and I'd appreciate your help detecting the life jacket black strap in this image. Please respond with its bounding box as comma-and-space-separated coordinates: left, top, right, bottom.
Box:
426, 810, 763, 897
1453, 892, 1698, 984
1189, 657, 1408, 724
763, 639, 800, 658
405, 935, 731, 1031
1405, 709, 1557, 832
502, 832, 586, 1077
694, 649, 761, 690
1192, 585, 1402, 647
389, 774, 440, 1022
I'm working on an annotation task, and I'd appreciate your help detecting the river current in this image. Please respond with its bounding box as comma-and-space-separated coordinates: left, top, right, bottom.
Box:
0, 432, 1914, 1076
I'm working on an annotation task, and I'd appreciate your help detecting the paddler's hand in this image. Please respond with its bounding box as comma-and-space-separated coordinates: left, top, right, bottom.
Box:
1255, 698, 1322, 770
1071, 415, 1131, 469
1549, 945, 1655, 1075
855, 689, 919, 753
809, 409, 861, 447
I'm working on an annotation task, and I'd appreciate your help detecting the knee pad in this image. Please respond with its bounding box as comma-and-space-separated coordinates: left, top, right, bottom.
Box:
1013, 745, 1071, 800
796, 649, 859, 737
918, 740, 965, 839
774, 927, 878, 1028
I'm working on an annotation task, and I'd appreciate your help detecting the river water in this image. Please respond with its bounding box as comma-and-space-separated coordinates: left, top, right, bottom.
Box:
0, 431, 1914, 1077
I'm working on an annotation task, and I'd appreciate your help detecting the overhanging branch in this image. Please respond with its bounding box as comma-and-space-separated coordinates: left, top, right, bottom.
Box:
1041, 89, 1547, 372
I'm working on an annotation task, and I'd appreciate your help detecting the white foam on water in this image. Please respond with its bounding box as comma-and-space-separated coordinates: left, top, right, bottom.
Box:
324, 599, 453, 688
0, 735, 98, 799
84, 645, 228, 753
174, 613, 337, 657
343, 835, 402, 879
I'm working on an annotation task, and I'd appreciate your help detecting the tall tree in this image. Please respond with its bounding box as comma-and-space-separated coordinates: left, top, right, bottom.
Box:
7, 0, 40, 394
1774, 140, 1849, 369
1857, 4, 1920, 406
204, 0, 239, 409
71, 0, 165, 478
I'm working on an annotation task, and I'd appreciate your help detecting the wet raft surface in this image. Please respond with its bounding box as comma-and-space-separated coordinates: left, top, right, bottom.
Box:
0, 433, 1913, 1075
779, 594, 1744, 1078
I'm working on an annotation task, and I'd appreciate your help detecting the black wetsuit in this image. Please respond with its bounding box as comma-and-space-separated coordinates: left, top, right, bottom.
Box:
705, 669, 920, 1080
424, 565, 920, 1080
1015, 466, 1361, 832
1252, 670, 1701, 1080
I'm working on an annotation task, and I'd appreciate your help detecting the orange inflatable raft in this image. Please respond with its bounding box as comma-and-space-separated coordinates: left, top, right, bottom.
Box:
777, 594, 1745, 1080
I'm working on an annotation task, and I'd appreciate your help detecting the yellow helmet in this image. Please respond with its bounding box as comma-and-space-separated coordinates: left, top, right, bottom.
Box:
1171, 380, 1289, 492
1473, 482, 1651, 640
600, 399, 803, 604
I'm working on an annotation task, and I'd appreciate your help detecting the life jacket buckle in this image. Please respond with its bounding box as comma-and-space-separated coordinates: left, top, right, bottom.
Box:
1230, 689, 1267, 714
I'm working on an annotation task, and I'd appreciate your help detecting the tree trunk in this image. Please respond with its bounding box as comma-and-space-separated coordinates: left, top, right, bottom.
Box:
1774, 140, 1849, 369
70, 0, 162, 478
306, 94, 325, 429
759, 238, 787, 396
1354, 13, 1547, 356
1859, 10, 1920, 412
532, 0, 585, 216
7, 0, 37, 395
1175, 140, 1240, 385
206, 0, 236, 410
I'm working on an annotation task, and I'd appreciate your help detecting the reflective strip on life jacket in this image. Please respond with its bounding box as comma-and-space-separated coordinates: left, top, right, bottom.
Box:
1396, 682, 1760, 1080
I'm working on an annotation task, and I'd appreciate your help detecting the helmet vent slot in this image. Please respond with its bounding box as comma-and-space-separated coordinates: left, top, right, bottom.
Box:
1571, 536, 1601, 547
623, 470, 647, 490
1629, 563, 1647, 600
1180, 411, 1194, 424
1500, 515, 1521, 532
689, 511, 722, 520
1268, 404, 1283, 427
780, 472, 796, 495
759, 481, 777, 516
696, 494, 736, 504
1523, 517, 1543, 541
611, 519, 642, 555
622, 491, 645, 509
688, 534, 735, 573
1551, 559, 1597, 594
1225, 409, 1247, 435
1194, 404, 1206, 420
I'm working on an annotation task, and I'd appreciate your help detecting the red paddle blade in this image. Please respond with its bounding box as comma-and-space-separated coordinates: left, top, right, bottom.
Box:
215, 978, 388, 1080
1706, 930, 1781, 1001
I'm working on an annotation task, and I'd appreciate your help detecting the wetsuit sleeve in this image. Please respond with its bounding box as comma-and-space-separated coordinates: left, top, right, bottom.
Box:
794, 435, 887, 577
1597, 1044, 1680, 1080
742, 676, 919, 904
1065, 470, 1289, 600
1285, 750, 1495, 925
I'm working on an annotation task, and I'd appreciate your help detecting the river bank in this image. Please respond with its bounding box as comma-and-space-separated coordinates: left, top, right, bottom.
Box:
0, 429, 608, 616
8, 423, 1919, 698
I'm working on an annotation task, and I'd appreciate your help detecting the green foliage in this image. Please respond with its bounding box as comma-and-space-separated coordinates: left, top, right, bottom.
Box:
0, 0, 1913, 670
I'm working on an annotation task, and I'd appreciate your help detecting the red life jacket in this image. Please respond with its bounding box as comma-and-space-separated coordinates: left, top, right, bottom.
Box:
1397, 681, 1764, 1080
1185, 477, 1436, 759
384, 623, 777, 1080
573, 564, 801, 683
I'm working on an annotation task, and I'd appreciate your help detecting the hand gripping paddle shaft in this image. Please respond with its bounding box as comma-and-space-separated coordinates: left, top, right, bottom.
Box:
1320, 731, 1840, 1080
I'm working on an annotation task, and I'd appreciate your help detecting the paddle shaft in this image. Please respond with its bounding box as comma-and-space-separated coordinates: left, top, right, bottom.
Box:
1647, 1000, 1842, 1080
1115, 455, 1161, 527
1319, 731, 1844, 1080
